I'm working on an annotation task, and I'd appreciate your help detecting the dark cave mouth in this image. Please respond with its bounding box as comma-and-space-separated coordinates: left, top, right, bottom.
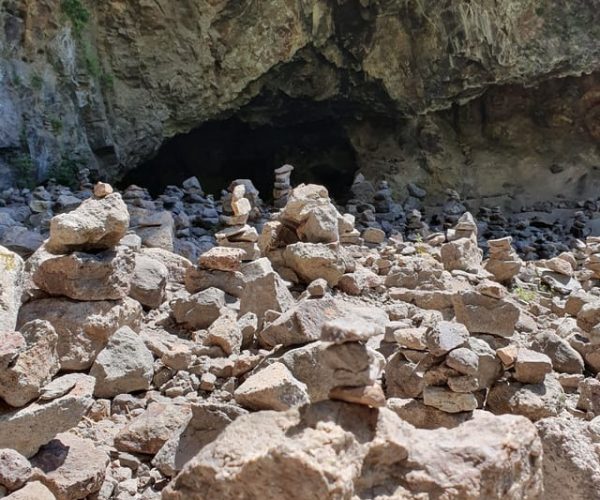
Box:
121, 116, 359, 203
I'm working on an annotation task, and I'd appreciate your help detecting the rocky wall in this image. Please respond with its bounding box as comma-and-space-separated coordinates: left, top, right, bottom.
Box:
0, 0, 599, 204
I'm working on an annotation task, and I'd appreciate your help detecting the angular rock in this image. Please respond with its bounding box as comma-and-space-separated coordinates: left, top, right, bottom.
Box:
31, 433, 109, 500
239, 258, 294, 328
531, 331, 584, 374
129, 254, 168, 308
441, 237, 482, 272
321, 308, 388, 344
445, 347, 479, 376
276, 341, 384, 403
235, 362, 310, 411
0, 374, 95, 457
329, 384, 386, 407
206, 309, 242, 355
283, 242, 352, 287
114, 402, 192, 455
424, 321, 470, 356
152, 403, 247, 477
47, 193, 129, 254
362, 227, 385, 244
488, 374, 565, 421
31, 245, 134, 301
141, 247, 192, 285
185, 267, 245, 297
514, 348, 553, 384
453, 291, 519, 337
0, 320, 59, 407
171, 287, 225, 330
422, 386, 478, 413
199, 246, 245, 272
90, 326, 154, 398
17, 297, 142, 371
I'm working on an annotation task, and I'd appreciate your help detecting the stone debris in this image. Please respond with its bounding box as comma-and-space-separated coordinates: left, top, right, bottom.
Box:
0, 179, 598, 498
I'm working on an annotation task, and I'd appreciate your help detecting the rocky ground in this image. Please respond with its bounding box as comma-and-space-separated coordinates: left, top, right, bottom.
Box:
1, 170, 600, 499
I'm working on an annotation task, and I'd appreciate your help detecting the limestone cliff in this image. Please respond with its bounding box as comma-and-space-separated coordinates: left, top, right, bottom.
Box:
0, 0, 599, 205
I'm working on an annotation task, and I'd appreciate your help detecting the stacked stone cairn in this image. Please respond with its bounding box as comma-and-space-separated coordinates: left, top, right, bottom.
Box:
259, 183, 357, 286
440, 212, 482, 273
441, 189, 467, 229
273, 164, 294, 209
484, 236, 523, 283
217, 184, 259, 261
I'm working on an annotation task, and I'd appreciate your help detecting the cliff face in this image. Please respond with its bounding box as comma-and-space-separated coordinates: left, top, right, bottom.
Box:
1, 0, 599, 204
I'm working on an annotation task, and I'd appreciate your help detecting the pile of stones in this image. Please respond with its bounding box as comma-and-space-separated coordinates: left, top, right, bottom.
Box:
1, 172, 600, 499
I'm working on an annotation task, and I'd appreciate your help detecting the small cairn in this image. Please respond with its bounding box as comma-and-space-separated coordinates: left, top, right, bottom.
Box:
442, 189, 467, 229
273, 164, 294, 209
217, 185, 259, 261
484, 236, 523, 283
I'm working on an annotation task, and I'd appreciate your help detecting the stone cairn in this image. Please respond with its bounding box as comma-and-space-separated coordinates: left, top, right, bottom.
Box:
441, 189, 467, 229
273, 164, 294, 209
217, 184, 259, 261
484, 236, 523, 283
386, 318, 500, 413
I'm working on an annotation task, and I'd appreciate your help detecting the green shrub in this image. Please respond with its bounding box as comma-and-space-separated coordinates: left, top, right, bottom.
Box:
30, 73, 43, 90
50, 117, 63, 135
514, 286, 538, 304
61, 0, 90, 36
12, 154, 37, 189
48, 158, 80, 189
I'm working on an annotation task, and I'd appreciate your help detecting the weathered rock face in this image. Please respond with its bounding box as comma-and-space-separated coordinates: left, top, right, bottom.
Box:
1, 1, 599, 205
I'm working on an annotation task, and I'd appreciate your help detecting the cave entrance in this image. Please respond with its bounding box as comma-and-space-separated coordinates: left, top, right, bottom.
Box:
122, 117, 358, 203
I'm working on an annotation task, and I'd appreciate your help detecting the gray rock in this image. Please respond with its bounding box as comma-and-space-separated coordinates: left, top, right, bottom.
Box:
90, 326, 154, 398
129, 254, 169, 308
171, 287, 225, 330
424, 321, 470, 357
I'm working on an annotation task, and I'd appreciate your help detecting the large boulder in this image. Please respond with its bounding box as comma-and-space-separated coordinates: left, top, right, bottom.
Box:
0, 246, 24, 331
163, 402, 542, 499
89, 326, 154, 398
46, 193, 129, 254
17, 297, 142, 371
30, 245, 135, 301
